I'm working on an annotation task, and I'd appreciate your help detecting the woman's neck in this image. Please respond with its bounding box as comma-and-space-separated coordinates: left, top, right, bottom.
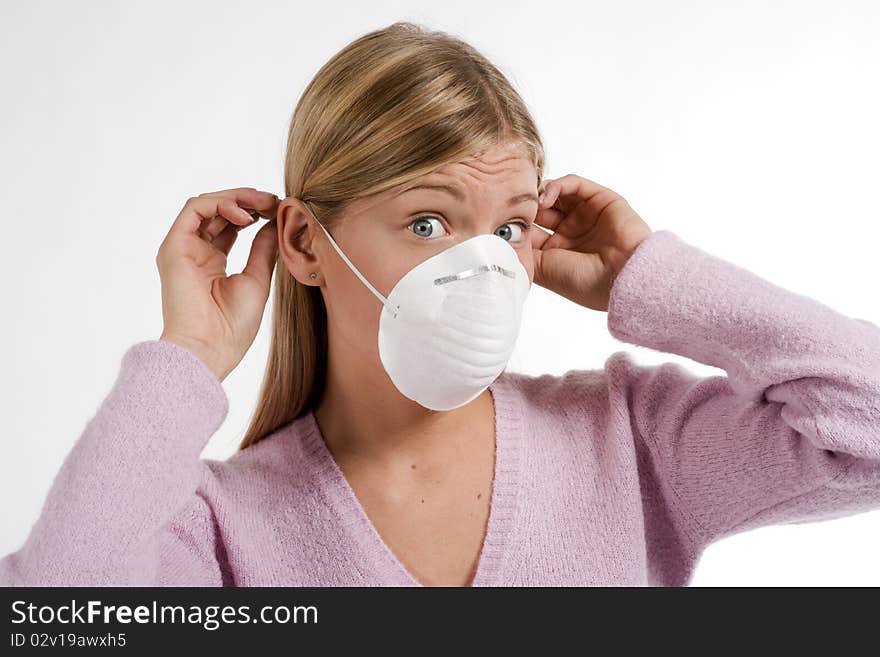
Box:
312, 344, 494, 468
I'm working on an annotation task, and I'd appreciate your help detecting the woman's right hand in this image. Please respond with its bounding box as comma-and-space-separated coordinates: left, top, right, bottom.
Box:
156, 187, 280, 382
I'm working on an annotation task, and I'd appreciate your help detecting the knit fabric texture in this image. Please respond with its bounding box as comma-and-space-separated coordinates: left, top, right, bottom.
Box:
3, 229, 879, 586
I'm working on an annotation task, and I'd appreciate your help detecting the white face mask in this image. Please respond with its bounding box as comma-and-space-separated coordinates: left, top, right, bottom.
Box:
305, 206, 531, 410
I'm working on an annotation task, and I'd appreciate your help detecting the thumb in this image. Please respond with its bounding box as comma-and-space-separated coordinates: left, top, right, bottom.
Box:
241, 220, 279, 292
533, 246, 605, 307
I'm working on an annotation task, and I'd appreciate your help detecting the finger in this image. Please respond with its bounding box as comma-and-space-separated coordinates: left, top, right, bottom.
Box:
198, 187, 279, 203
211, 221, 241, 256
199, 188, 280, 220
200, 205, 264, 242
530, 222, 552, 251
169, 189, 277, 241
241, 220, 279, 290
534, 205, 566, 232
204, 213, 263, 258
198, 213, 234, 241
534, 179, 565, 231
543, 174, 611, 214
532, 245, 605, 302
171, 196, 256, 242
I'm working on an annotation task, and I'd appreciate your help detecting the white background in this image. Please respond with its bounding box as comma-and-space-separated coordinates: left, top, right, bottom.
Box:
1, 0, 878, 586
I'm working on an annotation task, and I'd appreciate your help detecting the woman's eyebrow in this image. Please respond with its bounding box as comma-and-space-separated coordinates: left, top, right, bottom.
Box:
507, 192, 539, 206
399, 184, 538, 206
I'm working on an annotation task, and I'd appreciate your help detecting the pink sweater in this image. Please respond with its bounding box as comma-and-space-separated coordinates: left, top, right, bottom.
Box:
3, 230, 879, 586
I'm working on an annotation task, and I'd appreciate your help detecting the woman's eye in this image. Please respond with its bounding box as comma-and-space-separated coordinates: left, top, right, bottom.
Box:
408, 216, 448, 239
495, 221, 529, 242
408, 216, 530, 241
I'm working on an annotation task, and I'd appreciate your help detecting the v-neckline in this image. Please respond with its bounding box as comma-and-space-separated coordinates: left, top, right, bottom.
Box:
295, 373, 524, 587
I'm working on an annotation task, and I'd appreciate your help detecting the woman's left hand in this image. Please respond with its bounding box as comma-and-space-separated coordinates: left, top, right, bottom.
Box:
531, 174, 653, 312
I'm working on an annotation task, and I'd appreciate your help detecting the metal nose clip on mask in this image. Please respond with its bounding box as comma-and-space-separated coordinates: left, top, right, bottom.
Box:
305, 205, 531, 411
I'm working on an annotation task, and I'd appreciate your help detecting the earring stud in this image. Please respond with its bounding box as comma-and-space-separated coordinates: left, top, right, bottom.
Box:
309, 272, 317, 279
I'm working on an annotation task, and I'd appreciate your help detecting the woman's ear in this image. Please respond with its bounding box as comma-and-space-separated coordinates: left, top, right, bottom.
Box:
276, 197, 323, 286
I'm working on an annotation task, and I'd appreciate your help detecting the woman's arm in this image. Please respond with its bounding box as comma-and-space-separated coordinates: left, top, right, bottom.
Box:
605, 230, 880, 552
125, 473, 230, 586
1, 187, 280, 586
0, 339, 229, 585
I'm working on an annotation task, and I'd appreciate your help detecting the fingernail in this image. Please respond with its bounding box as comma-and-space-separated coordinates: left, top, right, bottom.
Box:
237, 206, 255, 222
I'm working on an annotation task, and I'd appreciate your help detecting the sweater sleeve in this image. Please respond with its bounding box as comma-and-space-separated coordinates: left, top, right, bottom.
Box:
124, 464, 230, 586
0, 339, 229, 586
605, 230, 880, 552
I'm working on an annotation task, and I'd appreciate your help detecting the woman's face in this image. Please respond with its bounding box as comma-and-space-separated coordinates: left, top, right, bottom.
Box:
281, 140, 540, 371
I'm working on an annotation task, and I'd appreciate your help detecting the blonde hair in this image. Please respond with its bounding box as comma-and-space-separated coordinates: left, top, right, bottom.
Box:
239, 21, 545, 449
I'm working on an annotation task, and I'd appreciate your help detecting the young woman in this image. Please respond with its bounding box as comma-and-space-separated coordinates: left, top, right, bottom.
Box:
2, 22, 878, 587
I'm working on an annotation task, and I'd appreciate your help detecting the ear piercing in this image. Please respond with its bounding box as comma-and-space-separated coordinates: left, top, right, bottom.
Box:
309, 273, 317, 279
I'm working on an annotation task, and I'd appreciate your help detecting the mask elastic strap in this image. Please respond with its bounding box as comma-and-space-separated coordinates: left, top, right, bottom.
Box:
304, 204, 401, 318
